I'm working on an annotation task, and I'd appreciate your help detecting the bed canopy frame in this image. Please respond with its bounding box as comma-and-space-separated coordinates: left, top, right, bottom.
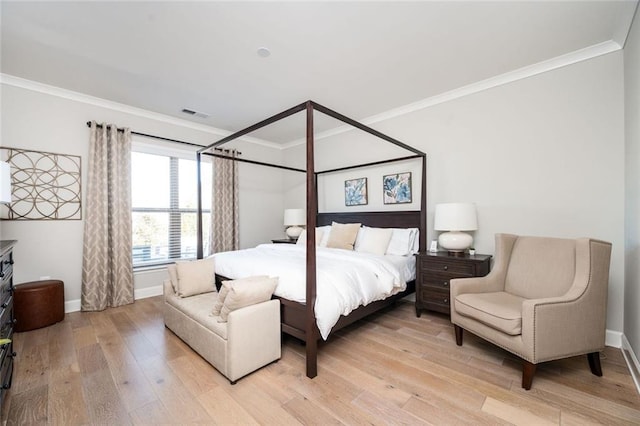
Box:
196, 100, 426, 378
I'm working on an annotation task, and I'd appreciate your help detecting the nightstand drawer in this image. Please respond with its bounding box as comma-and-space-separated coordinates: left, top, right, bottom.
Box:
419, 258, 475, 275
415, 252, 491, 318
419, 274, 453, 290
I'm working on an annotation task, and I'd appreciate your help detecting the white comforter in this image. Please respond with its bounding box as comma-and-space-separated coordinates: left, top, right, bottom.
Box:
213, 244, 408, 339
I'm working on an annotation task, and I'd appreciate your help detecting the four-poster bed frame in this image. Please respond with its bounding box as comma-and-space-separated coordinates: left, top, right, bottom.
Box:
196, 100, 427, 378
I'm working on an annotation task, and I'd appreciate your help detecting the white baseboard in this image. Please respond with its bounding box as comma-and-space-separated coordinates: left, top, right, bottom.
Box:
64, 284, 164, 313
622, 335, 640, 395
606, 329, 623, 348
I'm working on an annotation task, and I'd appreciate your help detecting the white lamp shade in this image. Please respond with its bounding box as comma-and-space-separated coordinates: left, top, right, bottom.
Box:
434, 203, 478, 231
284, 208, 305, 226
0, 162, 11, 204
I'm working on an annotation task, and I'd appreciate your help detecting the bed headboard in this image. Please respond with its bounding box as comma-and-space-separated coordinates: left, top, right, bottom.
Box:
317, 211, 424, 251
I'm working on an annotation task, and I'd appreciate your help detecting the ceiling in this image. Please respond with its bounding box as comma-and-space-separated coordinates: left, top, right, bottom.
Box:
1, 1, 638, 145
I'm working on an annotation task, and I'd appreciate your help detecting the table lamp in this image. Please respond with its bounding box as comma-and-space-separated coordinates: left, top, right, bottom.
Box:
434, 202, 478, 253
284, 208, 305, 239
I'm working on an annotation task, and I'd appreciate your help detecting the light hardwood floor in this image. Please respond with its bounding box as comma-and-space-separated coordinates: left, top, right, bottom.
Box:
2, 296, 639, 425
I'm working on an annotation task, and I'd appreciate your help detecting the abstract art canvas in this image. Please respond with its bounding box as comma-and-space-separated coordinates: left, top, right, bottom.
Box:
0, 147, 82, 220
344, 177, 368, 206
383, 172, 412, 204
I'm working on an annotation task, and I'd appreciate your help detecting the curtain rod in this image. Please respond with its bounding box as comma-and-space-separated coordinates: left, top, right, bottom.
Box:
85, 121, 242, 155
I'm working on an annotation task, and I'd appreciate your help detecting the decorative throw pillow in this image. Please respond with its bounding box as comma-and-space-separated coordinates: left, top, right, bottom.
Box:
218, 276, 278, 322
356, 227, 393, 256
210, 275, 269, 316
167, 264, 179, 293
175, 257, 216, 298
326, 222, 361, 250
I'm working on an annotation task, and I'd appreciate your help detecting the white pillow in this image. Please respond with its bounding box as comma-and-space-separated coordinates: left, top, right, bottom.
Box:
218, 276, 278, 322
318, 226, 332, 247
356, 227, 393, 256
175, 257, 216, 297
353, 226, 367, 251
296, 228, 324, 246
386, 228, 419, 256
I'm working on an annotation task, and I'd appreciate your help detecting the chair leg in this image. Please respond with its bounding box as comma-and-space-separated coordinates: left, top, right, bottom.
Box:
454, 325, 463, 346
587, 352, 603, 377
522, 360, 537, 390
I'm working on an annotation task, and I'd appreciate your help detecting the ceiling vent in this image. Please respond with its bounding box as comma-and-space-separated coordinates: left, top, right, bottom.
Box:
181, 108, 210, 119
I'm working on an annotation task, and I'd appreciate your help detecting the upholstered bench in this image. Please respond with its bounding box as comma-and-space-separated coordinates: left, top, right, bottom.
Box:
163, 260, 281, 384
14, 279, 65, 332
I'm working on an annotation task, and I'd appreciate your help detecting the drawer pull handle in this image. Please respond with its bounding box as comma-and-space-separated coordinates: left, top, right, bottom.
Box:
444, 298, 449, 303
443, 282, 449, 287
443, 266, 448, 271
2, 260, 12, 265
1, 302, 7, 309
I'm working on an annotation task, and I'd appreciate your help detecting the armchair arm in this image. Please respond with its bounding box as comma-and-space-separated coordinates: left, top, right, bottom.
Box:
451, 233, 518, 298
226, 299, 281, 381
521, 292, 606, 363
450, 272, 504, 299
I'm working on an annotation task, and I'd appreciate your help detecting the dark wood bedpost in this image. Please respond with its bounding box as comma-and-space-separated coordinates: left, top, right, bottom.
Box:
305, 101, 318, 379
196, 151, 204, 259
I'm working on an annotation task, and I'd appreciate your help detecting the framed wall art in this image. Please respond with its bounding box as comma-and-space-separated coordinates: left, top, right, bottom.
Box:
344, 177, 368, 206
0, 147, 82, 220
383, 172, 412, 204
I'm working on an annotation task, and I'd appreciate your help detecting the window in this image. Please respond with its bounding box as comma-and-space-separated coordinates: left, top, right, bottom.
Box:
131, 150, 211, 268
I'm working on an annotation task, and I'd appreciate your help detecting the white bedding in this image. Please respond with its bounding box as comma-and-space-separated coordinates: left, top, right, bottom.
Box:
213, 244, 415, 339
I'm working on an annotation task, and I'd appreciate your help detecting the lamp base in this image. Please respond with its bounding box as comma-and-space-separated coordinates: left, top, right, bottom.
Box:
438, 231, 473, 252
286, 226, 303, 239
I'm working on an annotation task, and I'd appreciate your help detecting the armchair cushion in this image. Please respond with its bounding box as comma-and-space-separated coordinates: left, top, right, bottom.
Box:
455, 291, 525, 336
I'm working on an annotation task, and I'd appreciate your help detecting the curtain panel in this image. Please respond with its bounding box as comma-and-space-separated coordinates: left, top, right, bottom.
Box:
209, 150, 239, 254
81, 122, 134, 311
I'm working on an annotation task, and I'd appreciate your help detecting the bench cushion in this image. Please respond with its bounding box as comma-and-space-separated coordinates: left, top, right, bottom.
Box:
166, 291, 227, 339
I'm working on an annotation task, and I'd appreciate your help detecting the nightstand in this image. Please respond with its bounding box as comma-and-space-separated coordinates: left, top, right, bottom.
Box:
415, 251, 491, 317
271, 238, 297, 244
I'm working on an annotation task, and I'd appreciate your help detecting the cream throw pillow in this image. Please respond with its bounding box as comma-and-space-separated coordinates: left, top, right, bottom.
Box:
211, 275, 269, 316
218, 276, 278, 323
326, 222, 361, 250
175, 257, 216, 298
167, 264, 179, 293
356, 227, 393, 256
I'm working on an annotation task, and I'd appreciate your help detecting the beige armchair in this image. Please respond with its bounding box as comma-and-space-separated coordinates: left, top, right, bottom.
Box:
450, 233, 612, 390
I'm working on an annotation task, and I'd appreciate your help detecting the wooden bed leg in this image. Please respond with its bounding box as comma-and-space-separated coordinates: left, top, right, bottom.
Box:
306, 335, 318, 379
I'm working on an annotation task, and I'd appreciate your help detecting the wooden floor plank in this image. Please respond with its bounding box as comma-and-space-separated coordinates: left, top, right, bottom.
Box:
4, 297, 639, 426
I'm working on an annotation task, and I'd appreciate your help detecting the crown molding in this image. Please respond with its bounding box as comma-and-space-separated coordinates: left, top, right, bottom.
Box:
0, 73, 283, 150
282, 40, 622, 149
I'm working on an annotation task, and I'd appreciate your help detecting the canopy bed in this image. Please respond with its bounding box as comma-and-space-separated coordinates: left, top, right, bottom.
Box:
196, 101, 426, 378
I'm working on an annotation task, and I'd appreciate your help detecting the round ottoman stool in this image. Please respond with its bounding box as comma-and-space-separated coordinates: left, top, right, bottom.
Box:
14, 280, 65, 332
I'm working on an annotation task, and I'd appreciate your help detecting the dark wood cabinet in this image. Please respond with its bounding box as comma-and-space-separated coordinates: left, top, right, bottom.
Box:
0, 240, 16, 411
415, 251, 491, 317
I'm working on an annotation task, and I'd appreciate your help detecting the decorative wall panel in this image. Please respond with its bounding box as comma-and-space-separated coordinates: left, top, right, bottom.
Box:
0, 147, 82, 220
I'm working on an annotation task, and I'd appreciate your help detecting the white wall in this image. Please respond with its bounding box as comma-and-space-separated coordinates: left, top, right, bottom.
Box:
624, 7, 640, 360
287, 51, 626, 333
0, 80, 284, 308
